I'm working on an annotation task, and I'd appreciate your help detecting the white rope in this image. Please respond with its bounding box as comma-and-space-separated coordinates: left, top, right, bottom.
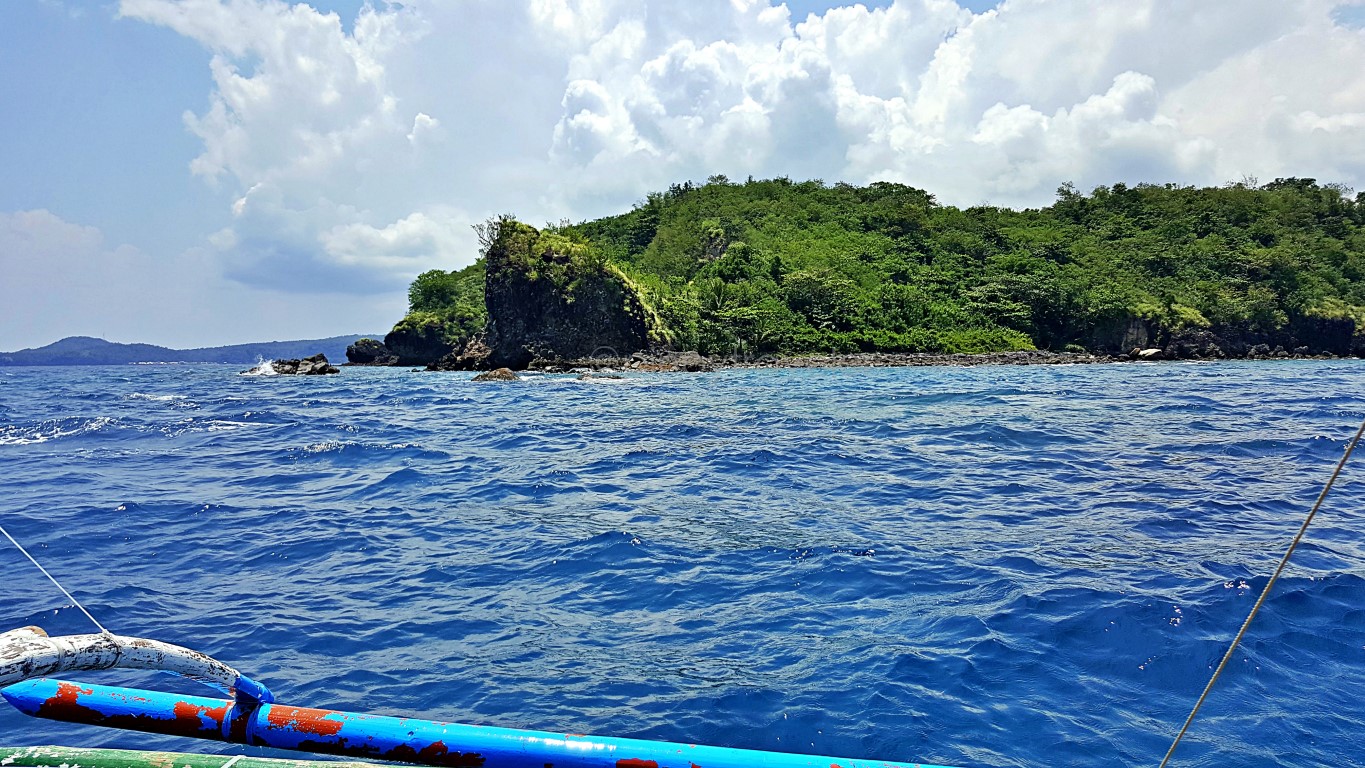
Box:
0, 521, 112, 636
1158, 414, 1365, 767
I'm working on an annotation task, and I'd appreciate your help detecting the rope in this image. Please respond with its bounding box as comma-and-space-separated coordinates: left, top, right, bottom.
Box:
0, 521, 112, 636
1158, 414, 1365, 768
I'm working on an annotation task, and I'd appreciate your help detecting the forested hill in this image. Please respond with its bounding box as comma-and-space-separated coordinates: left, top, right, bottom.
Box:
388, 177, 1365, 365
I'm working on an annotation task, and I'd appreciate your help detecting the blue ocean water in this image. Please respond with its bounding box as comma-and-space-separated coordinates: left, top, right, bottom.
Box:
1, 361, 1364, 767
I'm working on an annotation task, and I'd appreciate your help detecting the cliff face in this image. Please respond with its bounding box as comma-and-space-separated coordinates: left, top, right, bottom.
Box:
384, 312, 459, 366
481, 220, 665, 369
1088, 311, 1358, 358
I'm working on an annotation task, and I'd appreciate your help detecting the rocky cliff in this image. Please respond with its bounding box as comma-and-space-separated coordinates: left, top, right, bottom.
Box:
473, 219, 668, 369
1089, 308, 1360, 359
383, 313, 459, 366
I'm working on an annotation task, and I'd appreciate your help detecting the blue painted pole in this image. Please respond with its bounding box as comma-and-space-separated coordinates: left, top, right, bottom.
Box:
3, 679, 961, 768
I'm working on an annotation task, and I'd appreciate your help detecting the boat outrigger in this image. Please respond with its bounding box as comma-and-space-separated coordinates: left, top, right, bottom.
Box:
1, 626, 961, 768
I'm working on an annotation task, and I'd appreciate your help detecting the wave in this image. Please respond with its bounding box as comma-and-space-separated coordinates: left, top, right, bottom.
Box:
240, 359, 277, 376
126, 392, 188, 402
0, 416, 116, 445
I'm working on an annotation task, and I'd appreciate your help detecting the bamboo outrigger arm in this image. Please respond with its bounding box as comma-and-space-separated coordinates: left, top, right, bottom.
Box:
2, 626, 962, 768
0, 626, 273, 704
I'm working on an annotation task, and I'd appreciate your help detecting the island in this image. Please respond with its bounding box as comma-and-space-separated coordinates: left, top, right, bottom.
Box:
350, 176, 1365, 371
0, 335, 382, 366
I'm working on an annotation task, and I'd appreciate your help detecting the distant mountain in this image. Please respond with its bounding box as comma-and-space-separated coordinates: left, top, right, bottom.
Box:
0, 335, 385, 366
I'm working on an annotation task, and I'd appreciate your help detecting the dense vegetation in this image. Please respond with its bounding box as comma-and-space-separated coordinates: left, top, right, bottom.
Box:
385, 262, 488, 364
389, 177, 1365, 360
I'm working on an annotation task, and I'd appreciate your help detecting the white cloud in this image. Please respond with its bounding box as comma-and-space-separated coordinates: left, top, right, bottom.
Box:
534, 0, 1365, 207
114, 0, 1365, 301
321, 208, 477, 272
407, 112, 440, 145
119, 0, 414, 182
119, 0, 476, 290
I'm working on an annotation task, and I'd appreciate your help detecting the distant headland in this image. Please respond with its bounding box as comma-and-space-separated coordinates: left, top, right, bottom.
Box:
0, 335, 383, 366
348, 176, 1365, 371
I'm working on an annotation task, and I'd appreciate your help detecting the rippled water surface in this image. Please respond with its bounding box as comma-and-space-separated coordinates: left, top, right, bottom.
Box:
2, 362, 1364, 767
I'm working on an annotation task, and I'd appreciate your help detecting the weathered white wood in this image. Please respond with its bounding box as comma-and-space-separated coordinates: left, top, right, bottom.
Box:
0, 626, 242, 690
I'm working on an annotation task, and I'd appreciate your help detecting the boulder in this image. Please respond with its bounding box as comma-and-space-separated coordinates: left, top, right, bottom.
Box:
669, 350, 713, 372
471, 367, 518, 382
345, 338, 397, 366
427, 336, 494, 371
1136, 348, 1164, 360
1164, 328, 1224, 359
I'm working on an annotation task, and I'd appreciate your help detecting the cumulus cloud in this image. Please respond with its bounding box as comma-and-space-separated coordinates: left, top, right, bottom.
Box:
320, 208, 476, 273
119, 0, 487, 292
538, 0, 1365, 206
118, 0, 1365, 299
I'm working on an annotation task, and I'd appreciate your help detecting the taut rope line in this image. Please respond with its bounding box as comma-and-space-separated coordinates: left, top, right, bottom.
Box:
1158, 414, 1365, 767
0, 522, 111, 636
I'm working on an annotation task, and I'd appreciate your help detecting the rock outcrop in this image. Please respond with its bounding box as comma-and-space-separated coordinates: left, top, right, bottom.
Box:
471, 367, 518, 382
616, 350, 714, 372
244, 353, 340, 375
481, 219, 667, 369
1162, 328, 1224, 359
384, 313, 460, 366
345, 338, 398, 366
1290, 313, 1355, 356
426, 336, 493, 371
1092, 308, 1359, 361
667, 350, 711, 372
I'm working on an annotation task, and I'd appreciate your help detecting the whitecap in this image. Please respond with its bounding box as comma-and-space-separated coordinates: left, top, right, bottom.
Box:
241, 359, 278, 376
127, 392, 187, 402
0, 416, 115, 445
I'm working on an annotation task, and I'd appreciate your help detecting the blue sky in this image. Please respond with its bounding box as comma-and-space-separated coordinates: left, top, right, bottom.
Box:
2, 0, 1363, 350
3, 3, 212, 249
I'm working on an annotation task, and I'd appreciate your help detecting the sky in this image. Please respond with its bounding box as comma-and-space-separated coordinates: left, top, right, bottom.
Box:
2, 0, 1365, 350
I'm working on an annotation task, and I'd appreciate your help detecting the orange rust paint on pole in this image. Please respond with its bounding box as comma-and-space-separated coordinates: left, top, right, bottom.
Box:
4, 679, 963, 768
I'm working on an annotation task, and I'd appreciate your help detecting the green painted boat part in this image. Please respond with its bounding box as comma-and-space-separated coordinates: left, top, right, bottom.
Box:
0, 746, 388, 768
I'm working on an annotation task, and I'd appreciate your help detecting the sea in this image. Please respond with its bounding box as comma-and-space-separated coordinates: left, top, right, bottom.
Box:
1, 360, 1364, 768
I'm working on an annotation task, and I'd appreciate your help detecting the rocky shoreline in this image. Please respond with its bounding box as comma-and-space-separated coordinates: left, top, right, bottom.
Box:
347, 334, 1358, 376
733, 350, 1117, 368
499, 345, 1353, 374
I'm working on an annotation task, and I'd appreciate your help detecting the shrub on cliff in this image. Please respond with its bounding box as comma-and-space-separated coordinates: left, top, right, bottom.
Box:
385, 262, 487, 365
